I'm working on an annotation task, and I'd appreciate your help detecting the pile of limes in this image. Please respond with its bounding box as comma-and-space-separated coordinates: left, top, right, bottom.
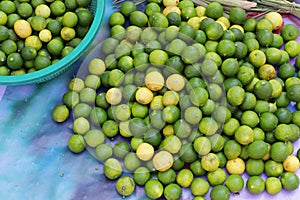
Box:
0, 0, 93, 76
52, 0, 300, 199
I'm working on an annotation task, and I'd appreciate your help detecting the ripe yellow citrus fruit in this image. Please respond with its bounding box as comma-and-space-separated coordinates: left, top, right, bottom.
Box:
135, 87, 154, 105
14, 19, 32, 38
136, 143, 155, 161
153, 150, 174, 172
166, 74, 185, 92
264, 12, 283, 30
145, 71, 165, 91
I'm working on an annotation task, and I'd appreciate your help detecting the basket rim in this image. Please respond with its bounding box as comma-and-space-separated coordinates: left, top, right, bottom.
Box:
0, 0, 105, 86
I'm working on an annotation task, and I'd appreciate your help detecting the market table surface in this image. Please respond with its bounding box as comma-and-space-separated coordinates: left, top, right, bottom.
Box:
0, 1, 300, 199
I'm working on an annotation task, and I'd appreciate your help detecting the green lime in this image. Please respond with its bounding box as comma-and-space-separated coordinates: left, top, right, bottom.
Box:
144, 179, 163, 199
243, 17, 257, 32
163, 183, 182, 200
266, 177, 282, 195
270, 142, 289, 162
83, 129, 105, 148
246, 159, 264, 176
221, 58, 239, 77
281, 24, 299, 41
113, 141, 130, 159
120, 1, 136, 17
95, 144, 112, 162
102, 119, 119, 138
225, 174, 244, 193
104, 158, 122, 180
157, 168, 176, 185
287, 84, 300, 102
133, 167, 150, 186
281, 172, 300, 190
257, 29, 274, 47
50, 1, 66, 16
234, 125, 254, 145
205, 22, 224, 41
176, 168, 194, 188
210, 185, 230, 200
205, 2, 223, 19
124, 152, 141, 172
201, 153, 219, 172
190, 178, 210, 196
227, 86, 245, 106
229, 7, 247, 25
166, 12, 181, 26
179, 143, 198, 164
265, 160, 284, 177
224, 140, 241, 159
130, 11, 148, 27
253, 80, 273, 100
246, 176, 265, 194
115, 176, 135, 197
259, 112, 278, 132
67, 134, 85, 153
193, 136, 211, 156
190, 160, 206, 176
207, 168, 226, 186
17, 2, 33, 18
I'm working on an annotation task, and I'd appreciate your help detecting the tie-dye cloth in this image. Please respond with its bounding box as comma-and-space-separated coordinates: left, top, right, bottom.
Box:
0, 1, 300, 199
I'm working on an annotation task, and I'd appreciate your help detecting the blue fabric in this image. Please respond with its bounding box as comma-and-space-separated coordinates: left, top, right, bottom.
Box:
0, 1, 300, 200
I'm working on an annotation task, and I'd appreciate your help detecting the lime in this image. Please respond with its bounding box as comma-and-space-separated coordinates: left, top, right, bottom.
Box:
190, 178, 210, 196
201, 153, 219, 172
246, 176, 265, 194
229, 7, 247, 25
285, 40, 300, 57
270, 142, 289, 162
149, 12, 169, 29
205, 2, 223, 19
130, 11, 148, 27
221, 58, 239, 77
193, 136, 211, 156
283, 155, 300, 172
246, 159, 264, 176
243, 18, 257, 32
256, 29, 274, 47
225, 174, 244, 193
144, 179, 163, 199
83, 129, 105, 148
247, 140, 268, 159
210, 185, 230, 200
162, 105, 180, 124
226, 157, 245, 175
104, 158, 122, 180
207, 168, 226, 186
278, 63, 296, 81
227, 86, 245, 106
95, 144, 113, 162
67, 134, 85, 153
205, 22, 224, 41
166, 12, 181, 26
133, 167, 150, 186
160, 135, 181, 154
281, 172, 300, 190
153, 150, 173, 172
164, 183, 182, 200
176, 168, 194, 188
266, 177, 282, 195
121, 152, 140, 172
13, 19, 32, 39
224, 140, 241, 159
179, 143, 198, 164
281, 24, 299, 41
116, 176, 135, 197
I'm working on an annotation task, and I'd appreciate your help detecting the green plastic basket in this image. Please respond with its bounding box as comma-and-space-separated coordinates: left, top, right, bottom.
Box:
0, 0, 105, 86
